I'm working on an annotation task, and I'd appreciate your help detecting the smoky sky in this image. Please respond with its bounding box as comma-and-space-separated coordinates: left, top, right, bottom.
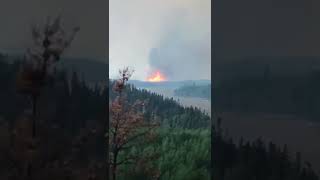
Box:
0, 0, 107, 60
213, 0, 320, 62
110, 0, 211, 81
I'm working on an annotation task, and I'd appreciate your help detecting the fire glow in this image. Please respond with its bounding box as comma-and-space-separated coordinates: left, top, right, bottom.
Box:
147, 71, 166, 82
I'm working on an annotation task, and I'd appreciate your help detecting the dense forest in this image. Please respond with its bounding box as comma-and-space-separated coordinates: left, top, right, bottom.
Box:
212, 117, 319, 180
0, 56, 108, 179
174, 84, 211, 100
213, 58, 320, 121
1, 54, 319, 179
2, 55, 319, 179
109, 81, 211, 129
0, 56, 211, 179
213, 67, 320, 120
0, 57, 317, 180
117, 128, 210, 180
108, 71, 211, 179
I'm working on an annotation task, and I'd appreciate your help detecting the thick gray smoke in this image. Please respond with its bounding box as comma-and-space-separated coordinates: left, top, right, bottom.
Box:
148, 9, 211, 80
110, 0, 211, 81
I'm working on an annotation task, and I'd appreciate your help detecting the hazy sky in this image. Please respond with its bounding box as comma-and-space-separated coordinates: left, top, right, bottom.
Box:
0, 0, 107, 60
213, 0, 320, 61
3, 0, 320, 81
110, 0, 211, 81
0, 0, 211, 81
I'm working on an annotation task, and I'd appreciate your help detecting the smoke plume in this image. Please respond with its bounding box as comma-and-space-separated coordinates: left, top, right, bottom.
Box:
110, 0, 211, 81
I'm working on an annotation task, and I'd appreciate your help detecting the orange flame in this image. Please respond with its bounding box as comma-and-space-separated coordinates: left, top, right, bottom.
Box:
147, 71, 166, 82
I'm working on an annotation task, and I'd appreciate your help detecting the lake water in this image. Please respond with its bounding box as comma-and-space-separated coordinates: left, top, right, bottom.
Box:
143, 87, 211, 116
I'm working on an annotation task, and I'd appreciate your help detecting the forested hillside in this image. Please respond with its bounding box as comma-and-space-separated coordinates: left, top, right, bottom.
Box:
2, 55, 318, 179
0, 56, 108, 179
108, 68, 211, 180
212, 118, 319, 180
174, 84, 211, 100
214, 64, 320, 120
0, 57, 211, 179
109, 80, 211, 129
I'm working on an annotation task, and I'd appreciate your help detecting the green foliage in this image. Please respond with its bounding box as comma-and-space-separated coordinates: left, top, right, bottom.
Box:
0, 58, 108, 179
117, 128, 211, 180
212, 119, 319, 180
109, 80, 211, 129
214, 70, 320, 120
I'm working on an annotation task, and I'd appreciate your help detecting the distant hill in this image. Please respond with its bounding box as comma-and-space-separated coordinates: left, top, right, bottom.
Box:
174, 84, 211, 100
109, 80, 211, 129
3, 54, 212, 88
213, 56, 320, 120
56, 57, 107, 83
213, 56, 320, 86
5, 54, 320, 86
128, 79, 211, 89
3, 53, 108, 83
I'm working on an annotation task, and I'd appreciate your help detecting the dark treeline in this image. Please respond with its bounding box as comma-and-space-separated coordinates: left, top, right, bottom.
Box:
3, 55, 317, 179
0, 57, 107, 132
0, 56, 211, 179
174, 84, 211, 100
0, 57, 107, 179
214, 64, 320, 120
109, 80, 210, 129
212, 117, 319, 180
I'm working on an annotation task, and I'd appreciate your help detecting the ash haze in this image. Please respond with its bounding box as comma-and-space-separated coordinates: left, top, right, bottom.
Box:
0, 0, 107, 60
213, 0, 320, 61
110, 0, 211, 81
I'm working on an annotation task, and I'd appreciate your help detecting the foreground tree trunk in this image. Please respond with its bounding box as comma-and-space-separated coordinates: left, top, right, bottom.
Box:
106, 107, 110, 180
32, 95, 37, 138
16, 16, 79, 180
26, 94, 37, 180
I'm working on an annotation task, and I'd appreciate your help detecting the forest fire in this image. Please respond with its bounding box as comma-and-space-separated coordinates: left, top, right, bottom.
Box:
147, 71, 166, 82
